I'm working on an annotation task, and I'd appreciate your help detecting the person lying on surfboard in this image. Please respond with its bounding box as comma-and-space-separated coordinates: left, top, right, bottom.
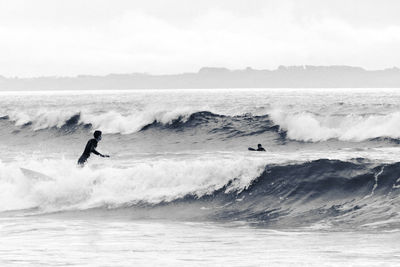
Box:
248, 144, 266, 152
77, 130, 109, 166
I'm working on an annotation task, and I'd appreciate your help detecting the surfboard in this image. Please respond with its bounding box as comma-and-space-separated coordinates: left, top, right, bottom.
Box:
248, 147, 266, 151
20, 168, 54, 181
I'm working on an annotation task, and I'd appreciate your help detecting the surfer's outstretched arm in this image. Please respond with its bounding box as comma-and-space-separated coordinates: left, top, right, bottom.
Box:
94, 150, 110, 157
91, 147, 101, 156
91, 147, 109, 157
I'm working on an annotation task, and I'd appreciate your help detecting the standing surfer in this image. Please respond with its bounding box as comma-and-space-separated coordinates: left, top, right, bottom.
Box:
77, 130, 109, 166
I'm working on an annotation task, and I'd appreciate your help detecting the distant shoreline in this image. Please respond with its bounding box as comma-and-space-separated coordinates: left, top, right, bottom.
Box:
1, 65, 400, 90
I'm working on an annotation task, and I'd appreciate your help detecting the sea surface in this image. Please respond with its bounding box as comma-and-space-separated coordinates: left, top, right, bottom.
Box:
0, 88, 400, 266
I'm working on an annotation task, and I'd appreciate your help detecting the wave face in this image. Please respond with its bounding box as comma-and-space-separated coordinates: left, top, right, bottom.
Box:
1, 158, 399, 229
198, 159, 400, 228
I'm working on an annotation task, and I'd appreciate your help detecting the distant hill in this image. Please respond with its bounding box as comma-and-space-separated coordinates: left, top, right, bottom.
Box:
1, 65, 400, 90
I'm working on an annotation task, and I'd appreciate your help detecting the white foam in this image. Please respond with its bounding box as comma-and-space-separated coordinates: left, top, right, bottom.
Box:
6, 107, 200, 134
270, 109, 400, 142
0, 156, 266, 213
8, 109, 77, 130
80, 107, 197, 134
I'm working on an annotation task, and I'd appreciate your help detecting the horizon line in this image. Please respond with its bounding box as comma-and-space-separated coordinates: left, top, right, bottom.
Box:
2, 65, 400, 79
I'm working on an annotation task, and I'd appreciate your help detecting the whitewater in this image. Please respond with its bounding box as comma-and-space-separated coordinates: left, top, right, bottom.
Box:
0, 88, 399, 266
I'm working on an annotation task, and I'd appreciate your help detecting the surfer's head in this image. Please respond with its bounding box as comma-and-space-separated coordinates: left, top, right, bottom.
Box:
258, 144, 262, 148
94, 130, 102, 141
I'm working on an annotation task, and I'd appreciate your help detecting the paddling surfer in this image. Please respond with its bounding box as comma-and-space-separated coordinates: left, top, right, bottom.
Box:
77, 130, 109, 166
248, 144, 266, 152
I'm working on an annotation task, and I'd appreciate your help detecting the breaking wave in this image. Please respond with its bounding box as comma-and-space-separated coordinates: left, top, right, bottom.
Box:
0, 109, 280, 141
4, 107, 199, 134
1, 158, 399, 229
270, 109, 400, 142
3, 108, 400, 144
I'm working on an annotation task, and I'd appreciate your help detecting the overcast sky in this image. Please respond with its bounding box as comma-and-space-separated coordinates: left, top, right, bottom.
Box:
1, 0, 400, 77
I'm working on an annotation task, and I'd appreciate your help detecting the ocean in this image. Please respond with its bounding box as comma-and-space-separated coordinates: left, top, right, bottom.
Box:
0, 88, 399, 266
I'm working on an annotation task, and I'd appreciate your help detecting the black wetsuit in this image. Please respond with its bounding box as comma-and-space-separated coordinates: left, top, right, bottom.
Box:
77, 138, 100, 165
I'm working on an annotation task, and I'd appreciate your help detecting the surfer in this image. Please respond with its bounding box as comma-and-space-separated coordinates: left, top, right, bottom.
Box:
77, 130, 109, 166
248, 144, 266, 152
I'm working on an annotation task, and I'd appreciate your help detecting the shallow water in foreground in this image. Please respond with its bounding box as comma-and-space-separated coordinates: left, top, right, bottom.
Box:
1, 217, 399, 266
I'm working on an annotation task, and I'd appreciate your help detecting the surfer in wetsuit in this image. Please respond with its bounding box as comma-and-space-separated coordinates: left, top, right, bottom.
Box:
248, 144, 266, 152
77, 130, 109, 166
